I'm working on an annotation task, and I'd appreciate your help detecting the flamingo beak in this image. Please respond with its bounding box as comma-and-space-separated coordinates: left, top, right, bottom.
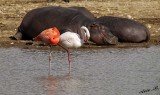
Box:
80, 28, 88, 43
84, 35, 88, 43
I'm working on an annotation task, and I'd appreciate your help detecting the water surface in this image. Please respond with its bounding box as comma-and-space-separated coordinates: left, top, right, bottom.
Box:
0, 46, 160, 95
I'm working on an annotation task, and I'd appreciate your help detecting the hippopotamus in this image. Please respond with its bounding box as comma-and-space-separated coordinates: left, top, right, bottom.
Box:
12, 6, 118, 45
96, 16, 150, 43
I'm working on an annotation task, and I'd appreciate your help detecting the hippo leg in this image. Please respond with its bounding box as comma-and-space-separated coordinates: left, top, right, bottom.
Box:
10, 32, 22, 40
145, 29, 150, 42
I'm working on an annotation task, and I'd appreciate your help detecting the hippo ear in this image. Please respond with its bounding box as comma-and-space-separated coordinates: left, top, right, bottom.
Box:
88, 23, 100, 31
90, 22, 98, 27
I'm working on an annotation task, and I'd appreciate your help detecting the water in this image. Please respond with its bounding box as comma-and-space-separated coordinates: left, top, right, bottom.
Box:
0, 46, 160, 95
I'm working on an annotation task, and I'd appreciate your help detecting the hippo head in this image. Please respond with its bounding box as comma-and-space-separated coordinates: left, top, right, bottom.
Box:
88, 23, 118, 45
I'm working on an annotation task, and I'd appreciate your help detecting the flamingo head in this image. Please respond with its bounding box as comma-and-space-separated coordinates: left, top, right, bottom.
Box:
49, 27, 60, 45
34, 27, 60, 45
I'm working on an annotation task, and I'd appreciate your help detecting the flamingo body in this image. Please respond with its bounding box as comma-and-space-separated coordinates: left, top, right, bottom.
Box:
34, 27, 60, 45
60, 32, 82, 48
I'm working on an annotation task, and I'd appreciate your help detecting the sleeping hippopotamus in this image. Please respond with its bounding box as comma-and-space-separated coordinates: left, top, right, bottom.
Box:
96, 16, 150, 43
12, 6, 118, 45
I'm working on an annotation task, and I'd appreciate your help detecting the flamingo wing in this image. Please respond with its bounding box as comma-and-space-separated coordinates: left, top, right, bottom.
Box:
60, 32, 82, 48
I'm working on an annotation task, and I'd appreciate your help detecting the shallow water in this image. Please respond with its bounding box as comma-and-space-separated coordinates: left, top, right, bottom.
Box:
0, 46, 160, 95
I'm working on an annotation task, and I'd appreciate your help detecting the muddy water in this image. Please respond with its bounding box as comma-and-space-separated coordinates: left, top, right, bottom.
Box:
0, 46, 160, 95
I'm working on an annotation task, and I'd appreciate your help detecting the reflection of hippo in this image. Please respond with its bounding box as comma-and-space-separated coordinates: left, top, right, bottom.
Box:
12, 6, 118, 45
96, 16, 150, 43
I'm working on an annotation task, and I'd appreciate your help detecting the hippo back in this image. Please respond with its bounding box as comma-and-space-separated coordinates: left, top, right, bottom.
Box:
16, 6, 94, 40
68, 6, 95, 20
13, 7, 119, 45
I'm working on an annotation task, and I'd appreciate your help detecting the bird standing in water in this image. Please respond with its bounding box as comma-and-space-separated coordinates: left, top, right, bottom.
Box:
34, 26, 90, 74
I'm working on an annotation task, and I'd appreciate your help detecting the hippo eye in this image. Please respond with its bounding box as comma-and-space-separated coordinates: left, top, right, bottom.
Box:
90, 25, 98, 30
101, 28, 105, 33
100, 25, 105, 29
100, 26, 106, 32
90, 25, 96, 28
90, 23, 99, 28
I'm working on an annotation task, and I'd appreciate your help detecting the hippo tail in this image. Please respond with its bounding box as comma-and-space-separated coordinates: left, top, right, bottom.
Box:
10, 26, 23, 40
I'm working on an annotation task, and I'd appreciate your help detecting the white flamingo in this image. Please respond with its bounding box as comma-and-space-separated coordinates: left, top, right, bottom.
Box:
58, 26, 90, 72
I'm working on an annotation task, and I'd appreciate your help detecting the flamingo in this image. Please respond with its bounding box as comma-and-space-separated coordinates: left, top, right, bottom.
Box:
34, 26, 90, 74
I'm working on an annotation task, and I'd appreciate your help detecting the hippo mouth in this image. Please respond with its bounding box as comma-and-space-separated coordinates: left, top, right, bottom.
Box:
103, 36, 118, 45
101, 32, 118, 45
90, 33, 118, 45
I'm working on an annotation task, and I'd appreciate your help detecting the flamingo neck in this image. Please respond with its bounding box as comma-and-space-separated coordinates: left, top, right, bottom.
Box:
49, 37, 60, 45
80, 26, 90, 42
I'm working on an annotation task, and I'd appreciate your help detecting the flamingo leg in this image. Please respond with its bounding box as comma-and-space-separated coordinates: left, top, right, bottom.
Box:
67, 49, 71, 73
58, 44, 71, 73
48, 46, 52, 76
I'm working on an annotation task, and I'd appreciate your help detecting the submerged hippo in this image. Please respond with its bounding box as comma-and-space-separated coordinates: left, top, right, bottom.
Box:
12, 6, 118, 45
96, 16, 150, 43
